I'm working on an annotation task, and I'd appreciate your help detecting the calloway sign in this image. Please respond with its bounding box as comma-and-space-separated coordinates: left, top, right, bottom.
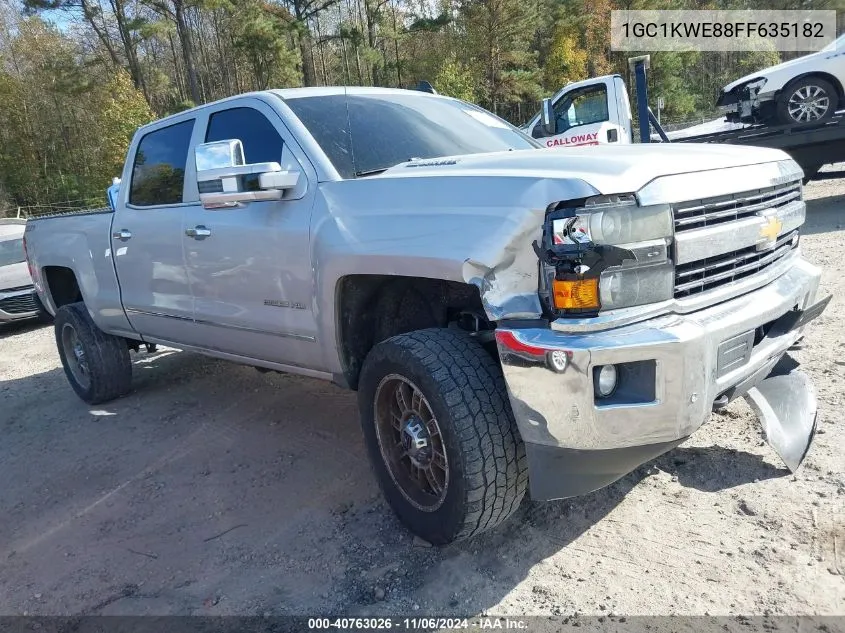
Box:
546, 132, 599, 147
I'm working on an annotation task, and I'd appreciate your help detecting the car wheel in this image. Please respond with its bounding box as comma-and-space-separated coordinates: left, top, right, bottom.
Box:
777, 77, 838, 125
358, 328, 528, 544
54, 302, 131, 404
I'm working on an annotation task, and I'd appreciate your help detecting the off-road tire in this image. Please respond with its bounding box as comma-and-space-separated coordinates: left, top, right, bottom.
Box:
776, 77, 838, 125
358, 328, 528, 544
54, 302, 131, 404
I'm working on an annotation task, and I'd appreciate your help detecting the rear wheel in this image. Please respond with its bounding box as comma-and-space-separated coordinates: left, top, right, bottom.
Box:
358, 328, 527, 544
777, 77, 838, 125
54, 302, 131, 404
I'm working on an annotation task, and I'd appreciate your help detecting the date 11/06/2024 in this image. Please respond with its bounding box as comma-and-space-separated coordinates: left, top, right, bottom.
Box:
307, 617, 529, 630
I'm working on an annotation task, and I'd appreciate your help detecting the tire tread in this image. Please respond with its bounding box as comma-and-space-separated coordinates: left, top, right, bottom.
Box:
54, 302, 131, 404
363, 328, 527, 541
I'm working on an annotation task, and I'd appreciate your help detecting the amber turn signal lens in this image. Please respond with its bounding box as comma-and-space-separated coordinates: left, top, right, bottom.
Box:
552, 278, 600, 310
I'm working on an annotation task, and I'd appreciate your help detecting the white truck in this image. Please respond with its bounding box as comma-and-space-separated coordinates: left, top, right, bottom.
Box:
24, 87, 829, 544
524, 70, 845, 181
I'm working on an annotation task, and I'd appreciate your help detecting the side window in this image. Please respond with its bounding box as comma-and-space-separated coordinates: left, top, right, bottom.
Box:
553, 85, 609, 133
205, 107, 284, 164
129, 119, 194, 206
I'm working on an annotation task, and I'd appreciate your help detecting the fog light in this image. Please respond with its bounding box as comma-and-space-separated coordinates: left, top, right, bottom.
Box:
596, 364, 618, 397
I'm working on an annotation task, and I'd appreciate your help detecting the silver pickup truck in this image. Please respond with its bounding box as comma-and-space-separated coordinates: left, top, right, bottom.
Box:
24, 87, 829, 544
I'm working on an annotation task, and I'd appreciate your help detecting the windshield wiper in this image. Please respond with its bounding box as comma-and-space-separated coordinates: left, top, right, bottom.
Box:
354, 167, 390, 178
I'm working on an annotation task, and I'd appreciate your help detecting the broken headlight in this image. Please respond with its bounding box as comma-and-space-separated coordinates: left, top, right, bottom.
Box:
540, 194, 674, 314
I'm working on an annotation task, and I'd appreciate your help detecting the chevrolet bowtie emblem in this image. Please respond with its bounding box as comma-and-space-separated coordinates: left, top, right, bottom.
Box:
758, 215, 783, 249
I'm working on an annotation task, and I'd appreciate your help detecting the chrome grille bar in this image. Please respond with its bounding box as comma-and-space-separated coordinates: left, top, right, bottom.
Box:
671, 178, 803, 298
676, 231, 797, 281
0, 292, 38, 314
674, 182, 801, 231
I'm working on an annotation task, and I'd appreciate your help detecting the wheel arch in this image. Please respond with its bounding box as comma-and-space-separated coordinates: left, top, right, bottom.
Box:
335, 274, 489, 390
42, 266, 84, 313
776, 71, 844, 102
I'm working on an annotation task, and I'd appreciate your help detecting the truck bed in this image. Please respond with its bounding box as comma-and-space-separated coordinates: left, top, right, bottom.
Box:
26, 207, 112, 221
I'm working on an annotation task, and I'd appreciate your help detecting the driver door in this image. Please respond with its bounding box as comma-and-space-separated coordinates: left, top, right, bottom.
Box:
181, 98, 320, 370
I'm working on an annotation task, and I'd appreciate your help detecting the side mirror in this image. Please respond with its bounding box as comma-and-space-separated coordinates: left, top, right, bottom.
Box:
195, 139, 300, 209
540, 98, 556, 136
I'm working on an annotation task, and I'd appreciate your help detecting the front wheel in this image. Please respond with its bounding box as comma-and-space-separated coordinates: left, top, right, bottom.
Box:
358, 328, 528, 544
54, 302, 132, 404
777, 77, 838, 125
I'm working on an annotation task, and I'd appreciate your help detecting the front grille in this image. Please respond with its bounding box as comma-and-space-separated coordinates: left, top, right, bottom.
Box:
675, 230, 798, 298
0, 291, 37, 314
673, 182, 801, 232
2, 285, 34, 293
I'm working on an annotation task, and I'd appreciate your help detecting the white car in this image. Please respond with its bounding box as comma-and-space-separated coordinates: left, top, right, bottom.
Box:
0, 219, 47, 324
717, 33, 845, 125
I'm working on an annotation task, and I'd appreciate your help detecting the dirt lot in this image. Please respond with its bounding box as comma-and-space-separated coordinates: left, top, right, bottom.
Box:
1, 169, 843, 619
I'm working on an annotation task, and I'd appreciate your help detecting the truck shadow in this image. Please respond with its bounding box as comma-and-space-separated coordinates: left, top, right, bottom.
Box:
0, 347, 793, 617
803, 189, 845, 236
0, 319, 49, 339
652, 446, 788, 493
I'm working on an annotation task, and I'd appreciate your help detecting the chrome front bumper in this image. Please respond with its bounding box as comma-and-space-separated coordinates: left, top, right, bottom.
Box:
496, 257, 826, 500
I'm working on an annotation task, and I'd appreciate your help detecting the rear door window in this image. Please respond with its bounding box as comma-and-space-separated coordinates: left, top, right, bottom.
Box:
129, 119, 195, 206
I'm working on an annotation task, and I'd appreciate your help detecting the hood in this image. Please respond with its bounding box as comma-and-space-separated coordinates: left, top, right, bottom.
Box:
722, 51, 825, 93
378, 143, 792, 195
0, 261, 32, 291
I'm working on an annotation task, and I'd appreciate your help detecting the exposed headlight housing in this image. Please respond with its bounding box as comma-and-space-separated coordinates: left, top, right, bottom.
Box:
744, 77, 767, 95
542, 194, 675, 314
552, 195, 672, 246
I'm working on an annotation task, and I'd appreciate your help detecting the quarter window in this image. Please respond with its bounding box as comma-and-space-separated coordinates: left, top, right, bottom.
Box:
205, 107, 284, 164
129, 119, 194, 206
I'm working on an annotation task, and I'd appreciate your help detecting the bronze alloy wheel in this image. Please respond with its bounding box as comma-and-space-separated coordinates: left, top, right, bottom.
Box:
373, 374, 449, 511
61, 322, 91, 390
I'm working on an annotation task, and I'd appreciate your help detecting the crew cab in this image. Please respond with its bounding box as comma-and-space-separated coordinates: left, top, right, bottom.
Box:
24, 87, 829, 544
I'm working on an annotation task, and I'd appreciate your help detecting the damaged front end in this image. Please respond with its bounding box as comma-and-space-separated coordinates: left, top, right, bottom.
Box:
468, 177, 829, 501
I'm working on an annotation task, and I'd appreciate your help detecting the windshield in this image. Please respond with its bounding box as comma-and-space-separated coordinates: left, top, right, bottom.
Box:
284, 93, 540, 178
0, 237, 25, 267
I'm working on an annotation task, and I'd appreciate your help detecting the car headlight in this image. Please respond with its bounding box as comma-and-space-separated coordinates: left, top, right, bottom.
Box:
745, 78, 767, 94
598, 261, 674, 310
552, 195, 672, 246
546, 194, 675, 313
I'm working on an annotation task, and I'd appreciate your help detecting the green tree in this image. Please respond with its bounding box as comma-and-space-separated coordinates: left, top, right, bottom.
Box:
433, 55, 477, 102
458, 0, 543, 114
544, 20, 588, 90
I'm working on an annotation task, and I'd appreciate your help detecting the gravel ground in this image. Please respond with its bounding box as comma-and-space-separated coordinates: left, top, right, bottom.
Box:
0, 169, 843, 618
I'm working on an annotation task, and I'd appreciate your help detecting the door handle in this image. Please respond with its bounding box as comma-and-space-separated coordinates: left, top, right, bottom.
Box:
112, 229, 132, 241
185, 226, 212, 240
